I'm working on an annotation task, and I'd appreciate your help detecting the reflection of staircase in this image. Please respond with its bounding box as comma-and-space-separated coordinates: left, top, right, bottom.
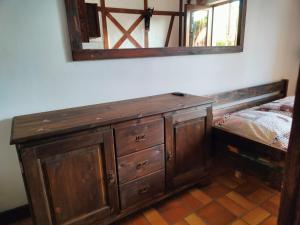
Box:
106, 13, 144, 49
90, 0, 183, 49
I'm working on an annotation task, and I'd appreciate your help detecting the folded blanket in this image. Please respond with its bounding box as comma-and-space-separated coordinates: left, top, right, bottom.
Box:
214, 96, 295, 150
257, 96, 295, 114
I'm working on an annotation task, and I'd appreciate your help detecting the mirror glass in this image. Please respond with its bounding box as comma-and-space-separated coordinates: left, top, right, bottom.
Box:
78, 0, 243, 50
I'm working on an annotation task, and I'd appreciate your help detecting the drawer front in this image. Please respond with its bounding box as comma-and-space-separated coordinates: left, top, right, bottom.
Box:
120, 170, 165, 209
115, 118, 164, 156
118, 145, 165, 184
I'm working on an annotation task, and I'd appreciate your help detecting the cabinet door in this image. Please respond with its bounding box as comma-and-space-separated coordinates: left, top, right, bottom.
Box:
20, 128, 119, 225
165, 107, 212, 189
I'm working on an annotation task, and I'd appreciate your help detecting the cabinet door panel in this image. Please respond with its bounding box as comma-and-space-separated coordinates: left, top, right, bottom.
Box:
174, 119, 205, 175
43, 146, 109, 225
165, 107, 212, 190
21, 129, 119, 225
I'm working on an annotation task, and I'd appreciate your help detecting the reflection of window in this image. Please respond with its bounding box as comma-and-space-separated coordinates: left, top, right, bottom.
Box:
186, 0, 240, 47
190, 10, 209, 47
212, 1, 240, 46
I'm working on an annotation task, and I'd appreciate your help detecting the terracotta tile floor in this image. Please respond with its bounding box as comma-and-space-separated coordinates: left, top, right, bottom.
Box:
9, 171, 280, 225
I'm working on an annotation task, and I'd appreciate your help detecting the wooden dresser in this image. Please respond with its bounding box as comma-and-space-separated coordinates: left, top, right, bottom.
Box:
10, 93, 213, 225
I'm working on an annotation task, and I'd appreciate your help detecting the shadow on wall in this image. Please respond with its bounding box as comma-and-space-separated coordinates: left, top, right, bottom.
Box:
0, 119, 27, 212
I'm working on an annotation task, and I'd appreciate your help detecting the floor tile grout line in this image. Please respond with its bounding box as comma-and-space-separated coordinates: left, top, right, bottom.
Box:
210, 178, 279, 221
8, 171, 280, 225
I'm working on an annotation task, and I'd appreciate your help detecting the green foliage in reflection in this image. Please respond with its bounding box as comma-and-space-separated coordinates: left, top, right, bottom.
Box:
216, 40, 235, 46
192, 17, 208, 39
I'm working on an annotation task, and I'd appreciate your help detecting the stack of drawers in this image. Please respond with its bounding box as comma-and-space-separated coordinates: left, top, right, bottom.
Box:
114, 116, 165, 209
12, 93, 213, 225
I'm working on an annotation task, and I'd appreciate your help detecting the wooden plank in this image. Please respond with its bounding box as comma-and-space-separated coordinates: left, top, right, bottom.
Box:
153, 11, 182, 16
164, 115, 175, 190
107, 14, 143, 49
237, 0, 247, 48
11, 94, 213, 145
165, 16, 175, 47
144, 0, 149, 48
183, 4, 188, 46
208, 79, 288, 116
86, 3, 101, 38
213, 128, 286, 161
64, 0, 83, 50
71, 45, 244, 60
179, 0, 183, 46
100, 7, 144, 14
100, 0, 109, 49
98, 7, 182, 16
278, 65, 300, 225
221, 148, 284, 190
77, 0, 89, 42
103, 129, 120, 215
212, 94, 287, 117
21, 150, 52, 225
205, 106, 213, 168
207, 80, 288, 106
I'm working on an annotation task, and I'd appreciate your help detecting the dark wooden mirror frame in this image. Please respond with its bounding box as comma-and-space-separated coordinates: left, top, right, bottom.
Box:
65, 0, 247, 61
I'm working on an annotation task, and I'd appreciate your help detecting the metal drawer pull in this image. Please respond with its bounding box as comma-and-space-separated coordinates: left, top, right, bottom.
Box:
136, 160, 149, 170
135, 134, 146, 142
167, 152, 173, 161
138, 185, 150, 195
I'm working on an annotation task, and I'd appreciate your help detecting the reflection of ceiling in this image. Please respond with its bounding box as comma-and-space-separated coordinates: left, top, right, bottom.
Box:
196, 0, 208, 4
196, 0, 226, 6
205, 0, 230, 5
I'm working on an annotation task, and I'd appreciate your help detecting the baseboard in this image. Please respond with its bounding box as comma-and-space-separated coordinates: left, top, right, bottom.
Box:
0, 204, 30, 225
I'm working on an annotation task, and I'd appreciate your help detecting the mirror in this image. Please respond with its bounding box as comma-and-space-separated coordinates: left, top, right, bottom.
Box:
185, 1, 241, 47
65, 0, 247, 60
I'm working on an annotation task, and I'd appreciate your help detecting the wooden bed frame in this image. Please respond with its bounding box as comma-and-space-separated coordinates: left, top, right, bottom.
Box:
207, 79, 289, 189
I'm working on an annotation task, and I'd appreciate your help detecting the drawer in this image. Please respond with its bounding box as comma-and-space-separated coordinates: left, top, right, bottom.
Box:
114, 117, 164, 156
118, 144, 164, 184
119, 170, 165, 209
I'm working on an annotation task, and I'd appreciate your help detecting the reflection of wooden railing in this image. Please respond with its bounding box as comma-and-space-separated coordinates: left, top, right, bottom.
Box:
65, 0, 247, 60
94, 0, 184, 49
99, 0, 109, 49
144, 0, 149, 48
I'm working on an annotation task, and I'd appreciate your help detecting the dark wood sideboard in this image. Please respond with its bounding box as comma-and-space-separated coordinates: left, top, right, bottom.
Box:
10, 93, 213, 225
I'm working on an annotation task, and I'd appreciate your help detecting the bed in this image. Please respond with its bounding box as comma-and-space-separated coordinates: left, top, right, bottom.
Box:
208, 79, 292, 190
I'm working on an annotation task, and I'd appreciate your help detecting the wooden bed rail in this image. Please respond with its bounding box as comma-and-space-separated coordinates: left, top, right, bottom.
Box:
207, 79, 289, 116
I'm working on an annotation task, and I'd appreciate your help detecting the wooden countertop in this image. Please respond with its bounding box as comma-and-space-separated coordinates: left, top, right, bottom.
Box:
11, 93, 213, 145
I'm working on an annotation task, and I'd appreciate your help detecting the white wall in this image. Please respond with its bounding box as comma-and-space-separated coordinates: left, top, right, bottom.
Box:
0, 0, 299, 212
